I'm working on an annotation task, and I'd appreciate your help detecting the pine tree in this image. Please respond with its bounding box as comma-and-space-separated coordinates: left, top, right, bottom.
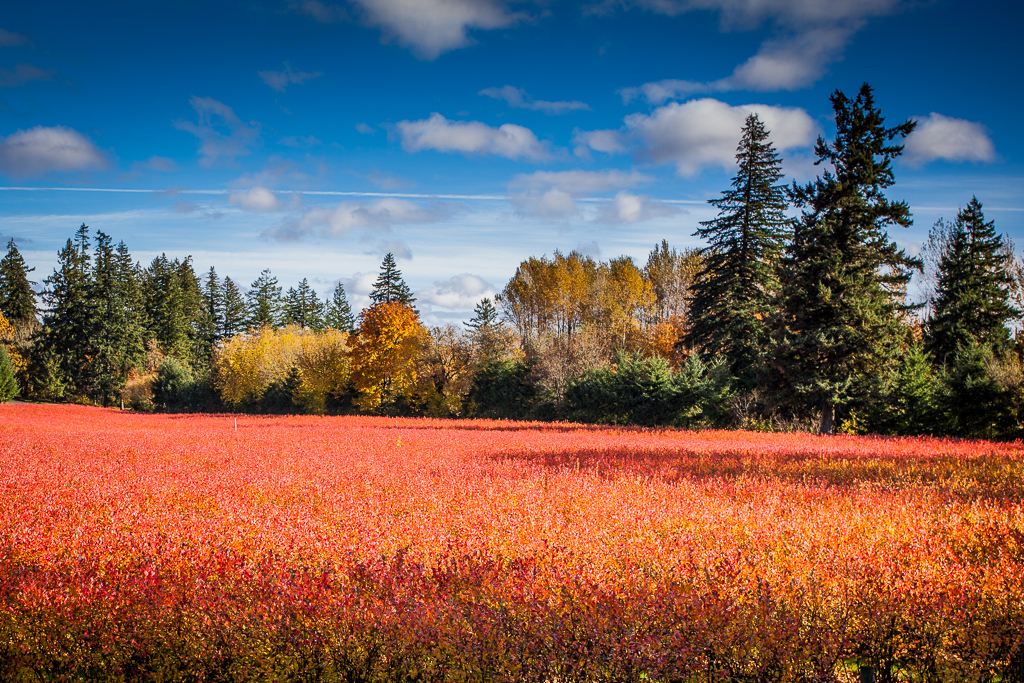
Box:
324, 282, 355, 332
926, 197, 1018, 363
247, 269, 282, 328
41, 224, 96, 396
282, 278, 325, 330
686, 113, 789, 388
774, 84, 919, 435
369, 253, 417, 311
221, 277, 249, 339
0, 238, 36, 326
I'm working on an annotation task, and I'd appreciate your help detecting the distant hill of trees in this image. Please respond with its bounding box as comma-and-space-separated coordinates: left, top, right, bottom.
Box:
2, 83, 1023, 438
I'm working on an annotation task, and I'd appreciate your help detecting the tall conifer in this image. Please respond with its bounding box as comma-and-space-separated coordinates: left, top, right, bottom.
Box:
0, 238, 37, 326
247, 269, 282, 328
774, 84, 919, 434
926, 197, 1018, 363
324, 282, 355, 332
41, 224, 95, 396
282, 278, 325, 330
221, 276, 249, 338
686, 113, 789, 388
369, 253, 417, 311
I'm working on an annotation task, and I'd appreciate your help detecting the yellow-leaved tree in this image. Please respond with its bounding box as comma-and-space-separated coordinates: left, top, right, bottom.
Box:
213, 325, 351, 413
349, 301, 426, 412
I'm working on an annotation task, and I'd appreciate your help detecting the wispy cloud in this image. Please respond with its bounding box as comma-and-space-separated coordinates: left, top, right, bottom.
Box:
419, 274, 496, 309
0, 63, 55, 89
264, 197, 454, 241
611, 0, 906, 100
0, 28, 30, 48
480, 85, 590, 115
258, 63, 322, 92
174, 97, 261, 167
509, 168, 652, 218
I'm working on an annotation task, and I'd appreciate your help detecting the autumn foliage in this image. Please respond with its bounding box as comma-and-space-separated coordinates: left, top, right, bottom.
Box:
2, 402, 1023, 682
349, 301, 426, 412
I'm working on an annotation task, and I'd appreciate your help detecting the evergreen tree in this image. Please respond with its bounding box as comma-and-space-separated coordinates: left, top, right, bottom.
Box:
247, 269, 282, 328
925, 197, 1018, 364
0, 344, 18, 402
466, 297, 505, 359
41, 224, 96, 396
91, 232, 145, 403
0, 238, 36, 326
324, 281, 355, 332
221, 276, 249, 339
144, 255, 208, 367
204, 267, 224, 343
282, 278, 325, 330
369, 253, 417, 311
774, 84, 919, 435
686, 113, 790, 388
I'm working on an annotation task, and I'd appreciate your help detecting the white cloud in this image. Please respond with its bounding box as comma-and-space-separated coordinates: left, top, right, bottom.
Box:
0, 126, 108, 178
509, 168, 653, 219
341, 271, 377, 312
511, 168, 651, 195
571, 129, 628, 158
0, 63, 55, 89
355, 122, 376, 134
480, 85, 591, 115
419, 274, 496, 309
258, 63, 323, 92
397, 112, 552, 162
264, 198, 450, 240
174, 97, 261, 167
611, 0, 904, 98
348, 0, 528, 59
118, 155, 179, 180
229, 187, 282, 212
596, 191, 680, 223
576, 98, 816, 176
903, 113, 997, 167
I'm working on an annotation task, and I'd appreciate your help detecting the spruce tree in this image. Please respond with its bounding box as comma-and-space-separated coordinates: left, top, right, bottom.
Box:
247, 269, 282, 328
144, 255, 207, 367
282, 278, 325, 330
324, 282, 355, 332
686, 113, 789, 388
204, 267, 224, 343
925, 197, 1018, 363
466, 297, 505, 359
774, 84, 919, 435
41, 224, 96, 396
369, 253, 417, 311
0, 238, 37, 326
91, 232, 145, 403
221, 277, 249, 338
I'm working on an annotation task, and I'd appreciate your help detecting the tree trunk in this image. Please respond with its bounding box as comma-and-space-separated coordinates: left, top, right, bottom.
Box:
819, 400, 834, 435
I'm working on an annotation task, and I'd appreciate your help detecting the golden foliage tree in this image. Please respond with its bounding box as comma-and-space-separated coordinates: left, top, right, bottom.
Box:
349, 302, 426, 412
213, 325, 350, 412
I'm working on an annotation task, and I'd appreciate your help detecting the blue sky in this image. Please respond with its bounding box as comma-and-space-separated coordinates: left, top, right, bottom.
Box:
1, 0, 1021, 324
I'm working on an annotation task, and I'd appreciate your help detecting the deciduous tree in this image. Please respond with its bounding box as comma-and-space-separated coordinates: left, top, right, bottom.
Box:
349, 301, 425, 412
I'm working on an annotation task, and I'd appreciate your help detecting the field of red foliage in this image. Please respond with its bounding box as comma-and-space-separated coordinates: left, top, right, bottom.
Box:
1, 403, 1023, 682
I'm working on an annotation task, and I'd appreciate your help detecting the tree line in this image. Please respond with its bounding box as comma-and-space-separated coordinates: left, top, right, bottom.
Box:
1, 83, 1021, 438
